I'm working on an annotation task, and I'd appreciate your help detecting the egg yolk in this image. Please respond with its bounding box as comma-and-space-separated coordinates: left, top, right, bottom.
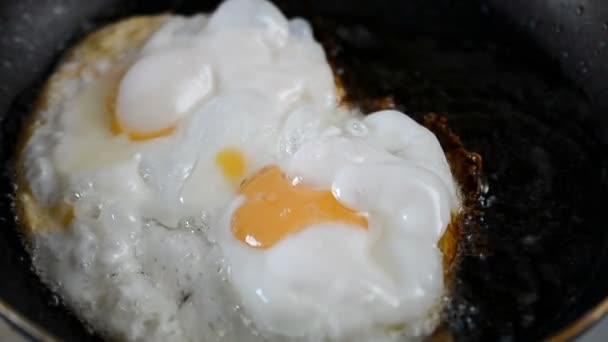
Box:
107, 71, 176, 141
111, 114, 176, 140
215, 147, 246, 181
232, 165, 368, 249
108, 101, 176, 141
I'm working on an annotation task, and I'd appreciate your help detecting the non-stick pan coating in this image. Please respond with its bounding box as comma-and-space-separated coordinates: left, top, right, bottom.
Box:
0, 0, 607, 341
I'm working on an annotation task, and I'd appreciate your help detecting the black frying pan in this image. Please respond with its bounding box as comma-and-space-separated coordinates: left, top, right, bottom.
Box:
0, 0, 607, 341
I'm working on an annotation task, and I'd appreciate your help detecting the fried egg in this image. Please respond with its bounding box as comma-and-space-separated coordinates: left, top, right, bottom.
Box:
18, 0, 460, 341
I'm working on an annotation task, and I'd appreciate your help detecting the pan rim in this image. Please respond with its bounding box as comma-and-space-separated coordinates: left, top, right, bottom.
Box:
0, 292, 606, 341
546, 297, 608, 342
0, 298, 58, 341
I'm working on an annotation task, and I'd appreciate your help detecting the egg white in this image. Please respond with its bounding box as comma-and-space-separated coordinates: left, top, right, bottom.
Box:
21, 0, 460, 341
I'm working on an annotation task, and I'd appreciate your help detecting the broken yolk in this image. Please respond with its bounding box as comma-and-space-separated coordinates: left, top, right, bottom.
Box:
107, 71, 176, 141
232, 165, 368, 249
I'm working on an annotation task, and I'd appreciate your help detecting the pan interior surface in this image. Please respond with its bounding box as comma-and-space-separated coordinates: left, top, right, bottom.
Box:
0, 0, 607, 341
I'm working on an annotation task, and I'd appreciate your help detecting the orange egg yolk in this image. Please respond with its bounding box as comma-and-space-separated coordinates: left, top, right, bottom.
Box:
232, 165, 368, 249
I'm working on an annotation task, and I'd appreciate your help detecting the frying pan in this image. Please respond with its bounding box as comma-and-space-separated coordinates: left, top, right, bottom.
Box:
0, 0, 607, 341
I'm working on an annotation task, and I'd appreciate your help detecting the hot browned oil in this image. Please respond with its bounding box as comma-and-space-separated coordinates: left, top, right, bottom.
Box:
312, 13, 605, 341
